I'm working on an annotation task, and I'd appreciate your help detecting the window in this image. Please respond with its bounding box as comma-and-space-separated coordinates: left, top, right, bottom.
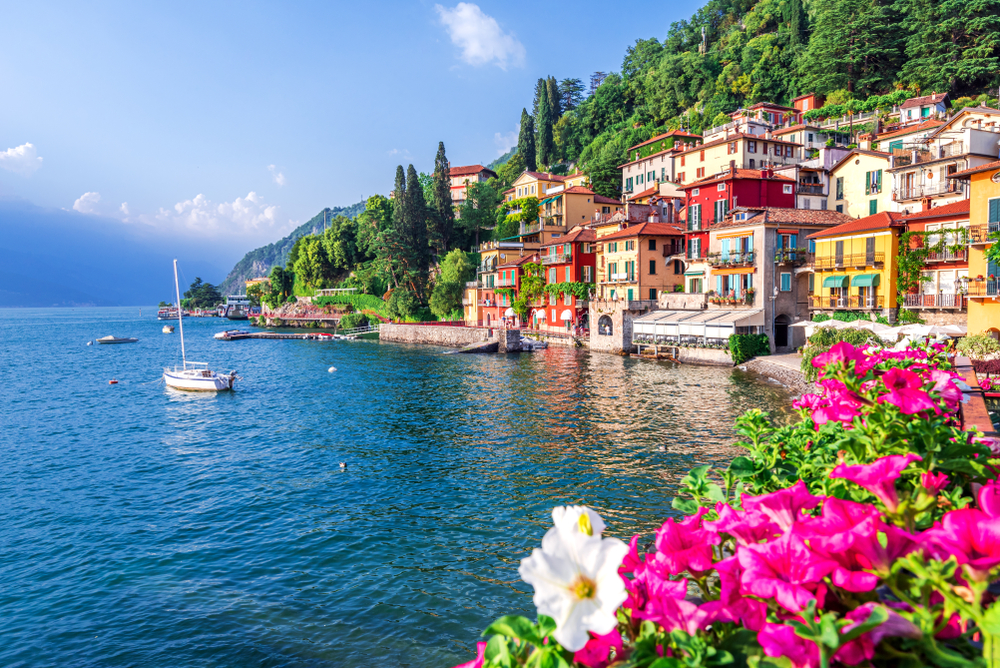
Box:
836, 204, 844, 213
648, 171, 655, 182
549, 293, 556, 305
565, 266, 572, 281
869, 199, 878, 215
808, 239, 816, 253
548, 268, 557, 283
638, 173, 644, 184
785, 146, 793, 157
688, 204, 702, 231
649, 259, 656, 275
648, 239, 656, 250
808, 273, 815, 293
922, 107, 930, 118
989, 197, 1000, 225
583, 266, 594, 282
678, 172, 685, 183
790, 134, 796, 143
625, 240, 635, 251
749, 159, 755, 169
696, 167, 705, 178
674, 259, 683, 274
661, 167, 666, 181
864, 170, 883, 195
820, 199, 827, 210
803, 199, 811, 209
728, 142, 737, 154
531, 185, 535, 194
808, 133, 814, 143
714, 199, 729, 222
700, 150, 705, 162
748, 141, 757, 153
649, 288, 657, 300
564, 292, 572, 305
780, 272, 792, 291
835, 177, 844, 200
717, 182, 726, 191
692, 188, 700, 196
681, 155, 686, 167
783, 184, 793, 194
625, 177, 633, 192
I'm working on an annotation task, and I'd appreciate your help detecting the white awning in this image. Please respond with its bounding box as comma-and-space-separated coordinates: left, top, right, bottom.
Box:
633, 309, 763, 340
535, 310, 546, 319
560, 309, 573, 321
504, 307, 515, 317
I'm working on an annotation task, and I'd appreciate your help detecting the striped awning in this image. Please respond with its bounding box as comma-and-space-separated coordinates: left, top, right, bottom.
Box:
852, 274, 881, 287
823, 275, 849, 288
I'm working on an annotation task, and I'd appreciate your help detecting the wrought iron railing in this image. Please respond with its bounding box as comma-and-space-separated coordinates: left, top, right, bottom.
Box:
541, 253, 570, 265
969, 223, 1000, 244
892, 181, 960, 200
925, 248, 968, 262
706, 251, 755, 267
968, 280, 999, 297
774, 249, 809, 265
903, 293, 966, 309
812, 252, 884, 269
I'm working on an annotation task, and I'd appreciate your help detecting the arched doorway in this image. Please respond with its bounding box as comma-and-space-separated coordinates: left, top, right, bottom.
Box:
598, 315, 613, 336
774, 314, 791, 349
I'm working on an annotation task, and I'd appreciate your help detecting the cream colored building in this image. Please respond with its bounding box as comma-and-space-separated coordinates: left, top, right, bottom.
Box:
829, 149, 893, 218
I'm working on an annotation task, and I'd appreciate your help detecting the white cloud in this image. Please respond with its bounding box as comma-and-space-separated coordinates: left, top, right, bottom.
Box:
0, 142, 43, 176
494, 125, 519, 156
120, 202, 129, 215
268, 164, 286, 187
435, 3, 525, 70
145, 191, 284, 238
73, 191, 101, 214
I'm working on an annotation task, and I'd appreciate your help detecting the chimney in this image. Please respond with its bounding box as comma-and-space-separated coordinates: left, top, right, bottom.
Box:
730, 159, 736, 175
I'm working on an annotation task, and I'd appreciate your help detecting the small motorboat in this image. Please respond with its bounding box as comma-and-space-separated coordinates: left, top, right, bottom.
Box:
97, 335, 139, 344
214, 329, 251, 340
163, 325, 175, 333
520, 338, 548, 351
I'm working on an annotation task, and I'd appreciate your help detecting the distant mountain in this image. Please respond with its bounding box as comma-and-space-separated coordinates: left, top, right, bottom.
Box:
0, 198, 227, 307
218, 201, 366, 295
488, 148, 516, 171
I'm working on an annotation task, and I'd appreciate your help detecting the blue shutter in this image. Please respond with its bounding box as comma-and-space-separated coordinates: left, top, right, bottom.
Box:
721, 238, 730, 260
781, 273, 791, 291
989, 198, 1000, 225
717, 276, 723, 293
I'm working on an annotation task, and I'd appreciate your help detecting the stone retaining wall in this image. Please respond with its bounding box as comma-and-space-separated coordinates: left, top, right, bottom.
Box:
913, 311, 968, 327
380, 323, 493, 347
741, 358, 812, 397
677, 348, 734, 366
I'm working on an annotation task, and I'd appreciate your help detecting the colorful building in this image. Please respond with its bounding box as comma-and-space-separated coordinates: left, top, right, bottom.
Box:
672, 133, 806, 184
900, 200, 970, 315
534, 227, 597, 333
807, 212, 905, 315
949, 160, 1000, 337
619, 130, 701, 196
449, 164, 497, 211
828, 149, 892, 218
489, 253, 539, 328
596, 222, 686, 303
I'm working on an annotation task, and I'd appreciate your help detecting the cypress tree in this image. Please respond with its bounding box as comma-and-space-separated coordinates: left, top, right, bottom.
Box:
537, 84, 554, 168
518, 109, 537, 172
429, 141, 454, 257
405, 163, 430, 298
531, 78, 547, 118
547, 76, 562, 119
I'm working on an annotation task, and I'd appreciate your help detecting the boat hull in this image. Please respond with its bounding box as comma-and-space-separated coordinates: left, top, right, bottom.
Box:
163, 368, 235, 391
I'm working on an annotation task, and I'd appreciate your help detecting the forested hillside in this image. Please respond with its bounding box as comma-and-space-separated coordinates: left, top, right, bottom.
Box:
219, 201, 365, 295
519, 0, 1000, 197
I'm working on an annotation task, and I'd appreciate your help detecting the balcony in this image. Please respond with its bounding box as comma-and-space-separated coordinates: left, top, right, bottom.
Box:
892, 181, 961, 201
541, 253, 570, 265
706, 251, 756, 267
812, 252, 885, 270
497, 278, 516, 287
903, 293, 966, 309
774, 249, 809, 266
970, 222, 1000, 244
810, 295, 885, 309
968, 280, 1000, 298
521, 222, 542, 235
925, 248, 968, 262
607, 272, 636, 282
798, 183, 825, 195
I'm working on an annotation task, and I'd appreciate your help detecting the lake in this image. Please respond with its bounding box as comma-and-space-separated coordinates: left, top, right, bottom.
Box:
0, 307, 793, 667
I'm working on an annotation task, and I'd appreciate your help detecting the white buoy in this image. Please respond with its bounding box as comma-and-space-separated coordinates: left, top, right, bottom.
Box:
339, 462, 347, 469
87, 341, 93, 346
328, 366, 337, 373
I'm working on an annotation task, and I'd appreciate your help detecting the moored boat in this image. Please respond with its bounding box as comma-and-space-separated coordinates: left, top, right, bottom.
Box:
97, 335, 139, 344
163, 325, 175, 333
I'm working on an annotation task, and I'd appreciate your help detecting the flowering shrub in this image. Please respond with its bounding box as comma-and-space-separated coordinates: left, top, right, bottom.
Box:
451, 343, 1000, 668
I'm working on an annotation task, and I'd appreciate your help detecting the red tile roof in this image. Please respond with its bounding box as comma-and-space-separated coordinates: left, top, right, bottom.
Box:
594, 194, 623, 205
807, 212, 905, 239
541, 227, 596, 247
629, 186, 659, 200
772, 123, 824, 135
902, 199, 970, 221
744, 102, 794, 112
948, 159, 1000, 178
523, 171, 567, 181
449, 164, 496, 178
678, 169, 794, 189
900, 93, 948, 110
628, 130, 702, 152
498, 253, 539, 269
597, 222, 685, 241
562, 186, 595, 195
876, 119, 944, 141
714, 207, 853, 229
829, 149, 891, 174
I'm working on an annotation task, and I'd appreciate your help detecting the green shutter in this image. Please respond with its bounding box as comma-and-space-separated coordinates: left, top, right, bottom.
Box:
876, 170, 882, 192
989, 198, 1000, 224
869, 199, 878, 215
865, 171, 871, 195
889, 140, 903, 152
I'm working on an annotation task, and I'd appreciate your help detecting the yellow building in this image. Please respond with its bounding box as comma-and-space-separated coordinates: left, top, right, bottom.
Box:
596, 222, 686, 303
828, 149, 893, 218
807, 211, 904, 314
950, 160, 1000, 336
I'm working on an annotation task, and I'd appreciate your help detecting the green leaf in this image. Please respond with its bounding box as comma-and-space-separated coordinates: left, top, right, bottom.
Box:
482, 615, 540, 645
708, 649, 735, 666
484, 635, 512, 668
706, 483, 727, 503
819, 615, 840, 649
649, 658, 684, 668
728, 456, 757, 479
536, 615, 556, 638
840, 606, 889, 643
672, 497, 700, 515
982, 604, 1000, 636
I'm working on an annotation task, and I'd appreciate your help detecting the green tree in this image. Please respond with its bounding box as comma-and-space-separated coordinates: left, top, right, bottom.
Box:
183, 277, 223, 309
358, 193, 403, 291
429, 249, 474, 319
457, 180, 500, 248
531, 78, 547, 118
536, 83, 554, 167
495, 151, 525, 189
321, 215, 360, 271
293, 236, 332, 289
558, 78, 585, 111
518, 109, 537, 172
546, 76, 562, 119
404, 163, 431, 300
387, 285, 419, 320
428, 141, 455, 257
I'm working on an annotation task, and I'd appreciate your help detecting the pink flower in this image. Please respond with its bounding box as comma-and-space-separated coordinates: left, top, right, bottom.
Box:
977, 481, 1000, 518
738, 532, 838, 613
573, 629, 623, 668
704, 503, 781, 546
923, 508, 1000, 580
640, 591, 712, 635
796, 497, 879, 538
808, 517, 917, 592
921, 471, 949, 495
757, 623, 819, 668
846, 603, 921, 645
700, 556, 766, 630
811, 401, 861, 427
450, 642, 486, 668
830, 454, 922, 513
743, 481, 823, 532
651, 508, 720, 576
878, 368, 936, 414
813, 342, 871, 376
927, 369, 963, 411
793, 393, 824, 411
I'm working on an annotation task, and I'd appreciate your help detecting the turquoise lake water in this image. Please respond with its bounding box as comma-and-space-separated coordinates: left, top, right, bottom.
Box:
1, 307, 793, 667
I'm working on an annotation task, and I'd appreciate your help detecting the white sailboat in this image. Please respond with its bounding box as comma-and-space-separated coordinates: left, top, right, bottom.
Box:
163, 259, 237, 392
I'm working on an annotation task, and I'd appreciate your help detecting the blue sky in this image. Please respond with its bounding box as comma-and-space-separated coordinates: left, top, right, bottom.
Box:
0, 0, 700, 256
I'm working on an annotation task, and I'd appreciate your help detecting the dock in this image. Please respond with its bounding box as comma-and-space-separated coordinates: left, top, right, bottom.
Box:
214, 326, 378, 342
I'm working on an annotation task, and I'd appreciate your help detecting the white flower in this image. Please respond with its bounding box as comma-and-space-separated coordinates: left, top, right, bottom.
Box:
518, 507, 629, 652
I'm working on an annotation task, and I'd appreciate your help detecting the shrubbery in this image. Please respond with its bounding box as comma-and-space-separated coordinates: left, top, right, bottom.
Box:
800, 328, 885, 381
314, 293, 388, 316
728, 333, 770, 365
452, 343, 1000, 668
956, 333, 1000, 360
338, 313, 369, 330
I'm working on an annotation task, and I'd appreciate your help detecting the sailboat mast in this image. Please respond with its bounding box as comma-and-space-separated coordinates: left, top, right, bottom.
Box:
173, 259, 187, 369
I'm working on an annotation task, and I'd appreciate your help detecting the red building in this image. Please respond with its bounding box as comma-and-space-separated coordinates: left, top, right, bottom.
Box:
901, 199, 970, 313
679, 166, 797, 263
487, 253, 539, 328
535, 227, 597, 333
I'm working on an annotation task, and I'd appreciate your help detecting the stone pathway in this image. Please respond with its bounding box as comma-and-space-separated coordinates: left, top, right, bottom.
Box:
740, 353, 811, 397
